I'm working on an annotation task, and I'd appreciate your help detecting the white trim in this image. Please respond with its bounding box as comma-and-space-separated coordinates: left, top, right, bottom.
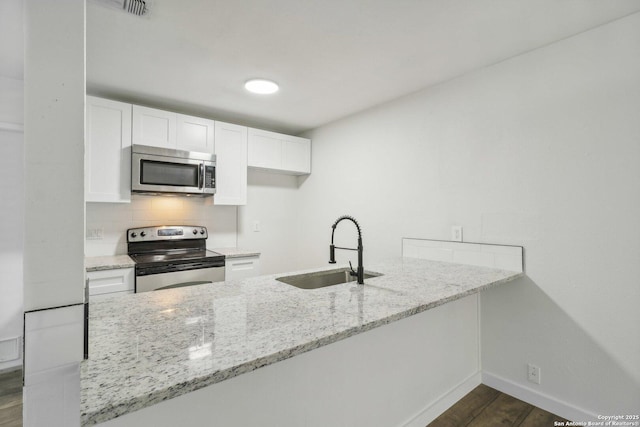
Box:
482, 371, 598, 422
0, 122, 24, 132
477, 293, 483, 373
0, 359, 22, 373
402, 371, 482, 427
24, 305, 84, 387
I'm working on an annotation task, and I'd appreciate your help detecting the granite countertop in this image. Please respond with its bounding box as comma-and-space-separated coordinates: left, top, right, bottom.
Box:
85, 255, 136, 272
211, 247, 261, 258
80, 258, 522, 426
85, 249, 259, 272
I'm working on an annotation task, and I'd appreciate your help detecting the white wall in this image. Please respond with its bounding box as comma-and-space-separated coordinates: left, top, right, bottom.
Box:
298, 12, 640, 418
86, 198, 237, 256
0, 76, 24, 125
23, 1, 86, 425
0, 69, 24, 372
236, 170, 300, 275
86, 171, 300, 277
24, 0, 85, 311
0, 128, 23, 371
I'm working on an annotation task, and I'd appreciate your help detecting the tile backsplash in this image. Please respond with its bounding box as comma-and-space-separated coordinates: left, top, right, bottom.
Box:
86, 195, 237, 256
402, 238, 524, 273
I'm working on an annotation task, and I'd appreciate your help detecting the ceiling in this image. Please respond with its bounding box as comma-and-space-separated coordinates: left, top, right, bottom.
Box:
4, 1, 640, 134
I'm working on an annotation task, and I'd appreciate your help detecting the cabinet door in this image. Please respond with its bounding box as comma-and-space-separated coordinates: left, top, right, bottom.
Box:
87, 268, 135, 299
214, 121, 247, 205
85, 96, 132, 203
248, 128, 311, 175
176, 114, 215, 153
247, 128, 282, 169
132, 105, 177, 148
282, 136, 311, 174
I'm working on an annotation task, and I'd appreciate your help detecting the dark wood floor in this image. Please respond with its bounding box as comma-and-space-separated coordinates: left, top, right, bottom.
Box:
0, 369, 22, 427
1, 369, 566, 427
429, 384, 569, 427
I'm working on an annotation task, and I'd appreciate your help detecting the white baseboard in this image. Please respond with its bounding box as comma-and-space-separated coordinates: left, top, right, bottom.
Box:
482, 371, 597, 422
0, 359, 22, 374
402, 371, 482, 427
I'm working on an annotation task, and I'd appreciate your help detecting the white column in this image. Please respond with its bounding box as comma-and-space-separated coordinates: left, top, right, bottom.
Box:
23, 0, 86, 426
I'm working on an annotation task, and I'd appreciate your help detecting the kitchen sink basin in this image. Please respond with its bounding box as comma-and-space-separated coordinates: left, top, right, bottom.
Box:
276, 268, 382, 290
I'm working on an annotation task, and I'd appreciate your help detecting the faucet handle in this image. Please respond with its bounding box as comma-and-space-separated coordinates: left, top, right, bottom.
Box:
349, 261, 357, 277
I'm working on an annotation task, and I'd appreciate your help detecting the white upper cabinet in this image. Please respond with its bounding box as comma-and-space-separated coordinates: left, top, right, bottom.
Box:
87, 97, 309, 206
177, 113, 215, 153
132, 105, 177, 149
132, 106, 215, 153
248, 129, 282, 169
248, 128, 311, 175
85, 96, 132, 203
282, 136, 311, 173
214, 121, 248, 205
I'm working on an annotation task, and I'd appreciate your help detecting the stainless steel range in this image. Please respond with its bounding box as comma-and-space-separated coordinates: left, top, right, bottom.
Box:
127, 225, 225, 292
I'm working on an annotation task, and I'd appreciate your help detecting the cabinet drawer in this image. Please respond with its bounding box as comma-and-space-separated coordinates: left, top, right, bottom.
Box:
225, 256, 261, 281
87, 268, 135, 296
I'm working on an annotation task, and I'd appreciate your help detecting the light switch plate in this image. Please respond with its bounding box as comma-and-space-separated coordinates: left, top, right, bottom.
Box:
451, 226, 463, 242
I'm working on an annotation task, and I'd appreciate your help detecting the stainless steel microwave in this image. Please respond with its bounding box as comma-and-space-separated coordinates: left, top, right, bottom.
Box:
131, 145, 216, 196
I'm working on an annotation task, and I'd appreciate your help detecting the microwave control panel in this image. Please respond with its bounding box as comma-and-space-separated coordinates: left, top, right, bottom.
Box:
204, 165, 215, 189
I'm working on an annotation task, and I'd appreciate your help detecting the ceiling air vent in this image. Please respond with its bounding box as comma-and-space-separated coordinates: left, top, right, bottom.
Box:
93, 0, 150, 17
125, 0, 148, 16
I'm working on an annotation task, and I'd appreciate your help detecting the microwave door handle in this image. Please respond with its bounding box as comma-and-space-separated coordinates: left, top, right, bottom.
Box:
199, 163, 204, 189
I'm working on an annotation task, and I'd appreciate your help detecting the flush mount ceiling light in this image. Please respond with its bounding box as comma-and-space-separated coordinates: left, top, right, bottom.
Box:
244, 79, 279, 95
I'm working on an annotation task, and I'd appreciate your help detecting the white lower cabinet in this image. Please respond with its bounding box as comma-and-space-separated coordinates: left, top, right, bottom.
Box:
86, 268, 135, 301
225, 256, 261, 281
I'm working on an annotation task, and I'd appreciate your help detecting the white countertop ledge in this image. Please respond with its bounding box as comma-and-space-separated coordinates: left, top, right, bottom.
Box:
85, 255, 136, 272
80, 257, 522, 426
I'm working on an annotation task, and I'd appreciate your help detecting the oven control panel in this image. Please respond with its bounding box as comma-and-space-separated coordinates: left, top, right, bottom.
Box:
127, 225, 208, 242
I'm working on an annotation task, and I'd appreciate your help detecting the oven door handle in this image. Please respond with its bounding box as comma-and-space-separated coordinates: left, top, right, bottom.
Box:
198, 163, 204, 189
155, 280, 212, 291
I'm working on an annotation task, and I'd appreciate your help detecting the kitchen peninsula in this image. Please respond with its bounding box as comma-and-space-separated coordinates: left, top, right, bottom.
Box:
81, 255, 522, 427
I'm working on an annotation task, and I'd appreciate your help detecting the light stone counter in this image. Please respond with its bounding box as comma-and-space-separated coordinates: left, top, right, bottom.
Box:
80, 257, 522, 426
85, 250, 258, 272
211, 247, 260, 258
85, 255, 135, 272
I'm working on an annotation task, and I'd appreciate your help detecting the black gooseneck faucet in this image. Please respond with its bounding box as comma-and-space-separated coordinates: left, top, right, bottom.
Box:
329, 215, 364, 285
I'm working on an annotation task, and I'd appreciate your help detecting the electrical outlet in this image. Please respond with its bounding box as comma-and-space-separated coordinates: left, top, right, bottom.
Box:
451, 226, 463, 242
86, 228, 104, 240
527, 363, 541, 384
253, 221, 261, 232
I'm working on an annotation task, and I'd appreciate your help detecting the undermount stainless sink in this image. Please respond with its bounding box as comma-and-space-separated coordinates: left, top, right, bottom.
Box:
276, 268, 382, 290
